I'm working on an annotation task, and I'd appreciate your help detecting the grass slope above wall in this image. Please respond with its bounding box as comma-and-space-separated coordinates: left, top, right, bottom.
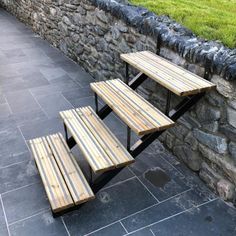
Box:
130, 0, 236, 48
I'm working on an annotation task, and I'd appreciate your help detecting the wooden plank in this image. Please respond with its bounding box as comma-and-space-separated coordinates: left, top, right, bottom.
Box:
91, 82, 158, 135
91, 80, 174, 135
121, 51, 216, 96
77, 107, 134, 168
60, 109, 116, 173
107, 79, 174, 130
46, 133, 95, 205
29, 137, 74, 213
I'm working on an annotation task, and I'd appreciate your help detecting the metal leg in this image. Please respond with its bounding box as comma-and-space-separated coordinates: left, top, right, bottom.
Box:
165, 90, 171, 115
130, 92, 206, 157
64, 123, 68, 142
125, 63, 129, 84
95, 93, 98, 114
127, 126, 131, 151
89, 167, 93, 184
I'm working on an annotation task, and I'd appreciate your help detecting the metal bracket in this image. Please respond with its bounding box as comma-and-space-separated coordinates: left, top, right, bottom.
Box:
204, 58, 211, 80
156, 34, 162, 55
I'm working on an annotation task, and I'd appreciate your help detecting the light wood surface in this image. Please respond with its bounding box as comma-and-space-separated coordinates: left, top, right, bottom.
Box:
29, 133, 95, 213
29, 137, 74, 213
91, 79, 174, 135
46, 133, 95, 205
60, 106, 134, 173
121, 51, 216, 96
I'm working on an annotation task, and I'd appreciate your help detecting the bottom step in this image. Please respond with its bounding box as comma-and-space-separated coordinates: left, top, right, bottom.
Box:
29, 133, 95, 214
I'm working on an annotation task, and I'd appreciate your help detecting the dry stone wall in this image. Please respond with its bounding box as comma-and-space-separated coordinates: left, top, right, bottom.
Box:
1, 0, 236, 203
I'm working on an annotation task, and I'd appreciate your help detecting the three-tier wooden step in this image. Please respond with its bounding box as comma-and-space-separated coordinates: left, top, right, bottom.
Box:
91, 79, 175, 135
60, 106, 134, 174
29, 133, 95, 214
121, 51, 216, 96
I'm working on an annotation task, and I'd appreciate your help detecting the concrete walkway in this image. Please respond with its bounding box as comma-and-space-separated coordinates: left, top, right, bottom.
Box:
0, 8, 236, 236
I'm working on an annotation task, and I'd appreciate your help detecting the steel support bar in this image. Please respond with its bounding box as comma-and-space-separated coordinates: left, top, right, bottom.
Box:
125, 63, 129, 84
64, 123, 68, 142
130, 92, 205, 157
95, 92, 99, 114
67, 136, 77, 149
97, 73, 148, 120
165, 90, 171, 115
127, 126, 131, 151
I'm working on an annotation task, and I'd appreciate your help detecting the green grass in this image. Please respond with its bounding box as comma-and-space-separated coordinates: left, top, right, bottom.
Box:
130, 0, 236, 48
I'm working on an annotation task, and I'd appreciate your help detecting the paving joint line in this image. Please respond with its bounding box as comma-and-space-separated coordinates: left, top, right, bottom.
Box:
0, 194, 11, 236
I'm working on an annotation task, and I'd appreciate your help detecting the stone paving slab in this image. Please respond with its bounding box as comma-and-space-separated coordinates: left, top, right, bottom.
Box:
0, 8, 235, 236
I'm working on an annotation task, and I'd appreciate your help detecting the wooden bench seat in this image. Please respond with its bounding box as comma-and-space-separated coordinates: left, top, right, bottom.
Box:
121, 51, 216, 96
91, 79, 174, 135
29, 133, 95, 214
60, 106, 134, 174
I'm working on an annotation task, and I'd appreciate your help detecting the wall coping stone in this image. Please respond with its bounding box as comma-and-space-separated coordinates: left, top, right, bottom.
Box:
90, 0, 236, 81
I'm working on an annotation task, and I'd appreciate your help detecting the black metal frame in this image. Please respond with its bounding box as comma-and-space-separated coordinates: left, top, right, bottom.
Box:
58, 40, 211, 217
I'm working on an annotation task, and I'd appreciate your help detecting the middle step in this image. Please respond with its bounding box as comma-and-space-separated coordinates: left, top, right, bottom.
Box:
91, 79, 175, 135
60, 106, 134, 174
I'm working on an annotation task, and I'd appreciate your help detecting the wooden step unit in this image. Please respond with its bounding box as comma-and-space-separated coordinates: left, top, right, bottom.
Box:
29, 133, 95, 214
121, 51, 216, 96
91, 79, 175, 135
60, 106, 134, 174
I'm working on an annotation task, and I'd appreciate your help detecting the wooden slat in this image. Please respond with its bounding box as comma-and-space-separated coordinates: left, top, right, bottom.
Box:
91, 82, 156, 135
60, 109, 116, 173
91, 79, 174, 135
107, 79, 174, 130
121, 51, 216, 96
77, 107, 134, 168
29, 137, 74, 213
46, 133, 95, 205
60, 107, 134, 173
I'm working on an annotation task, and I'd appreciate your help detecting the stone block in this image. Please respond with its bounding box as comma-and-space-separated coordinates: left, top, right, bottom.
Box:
196, 102, 221, 122
173, 145, 202, 171
193, 129, 227, 154
217, 179, 235, 201
199, 144, 236, 184
199, 162, 221, 189
211, 75, 235, 98
227, 107, 236, 128
229, 142, 236, 161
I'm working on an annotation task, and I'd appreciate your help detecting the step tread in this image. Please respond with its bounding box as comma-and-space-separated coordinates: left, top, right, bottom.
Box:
29, 133, 94, 213
121, 51, 216, 96
60, 107, 134, 173
91, 79, 174, 135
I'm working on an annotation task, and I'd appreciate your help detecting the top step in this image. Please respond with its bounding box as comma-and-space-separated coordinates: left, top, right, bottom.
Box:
121, 51, 216, 96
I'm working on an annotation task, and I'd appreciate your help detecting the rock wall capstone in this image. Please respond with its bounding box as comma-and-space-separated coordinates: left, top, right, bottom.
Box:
1, 0, 236, 203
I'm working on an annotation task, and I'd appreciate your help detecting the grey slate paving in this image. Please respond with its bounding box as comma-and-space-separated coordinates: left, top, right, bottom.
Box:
0, 197, 8, 235
20, 117, 64, 140
148, 199, 236, 236
0, 127, 30, 168
0, 94, 6, 104
129, 151, 190, 201
0, 160, 40, 194
89, 222, 126, 236
5, 90, 40, 114
2, 182, 49, 224
0, 104, 11, 117
121, 187, 217, 232
63, 178, 157, 236
0, 8, 235, 236
35, 93, 73, 118
9, 211, 68, 236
